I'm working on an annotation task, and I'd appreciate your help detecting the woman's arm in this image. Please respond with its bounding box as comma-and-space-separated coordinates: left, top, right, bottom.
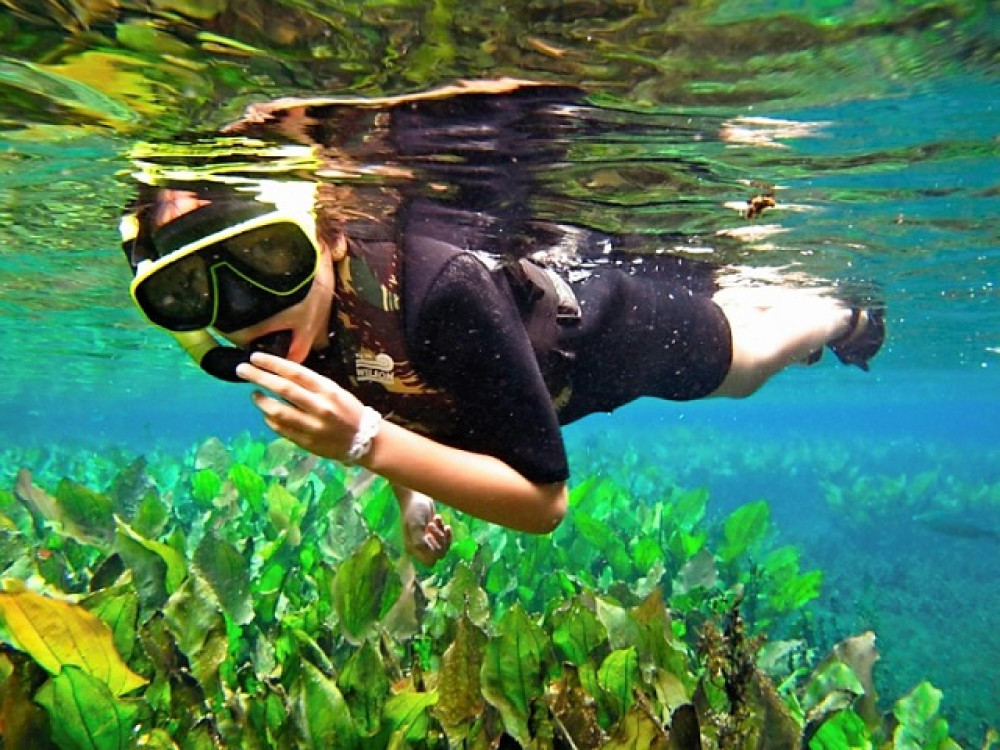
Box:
236, 352, 567, 534
370, 422, 567, 534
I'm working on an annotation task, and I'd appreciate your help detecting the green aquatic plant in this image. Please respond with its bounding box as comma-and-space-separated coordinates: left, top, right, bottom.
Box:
0, 434, 973, 748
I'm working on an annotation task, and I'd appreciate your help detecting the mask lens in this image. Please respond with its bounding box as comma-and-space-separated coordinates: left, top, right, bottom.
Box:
133, 219, 319, 332
135, 253, 213, 330
219, 223, 317, 292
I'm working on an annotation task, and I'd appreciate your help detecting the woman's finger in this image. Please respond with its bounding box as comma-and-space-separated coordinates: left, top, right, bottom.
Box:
239, 362, 332, 414
248, 352, 338, 393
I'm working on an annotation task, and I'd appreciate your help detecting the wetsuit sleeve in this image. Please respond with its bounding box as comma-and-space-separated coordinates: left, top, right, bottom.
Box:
409, 253, 570, 484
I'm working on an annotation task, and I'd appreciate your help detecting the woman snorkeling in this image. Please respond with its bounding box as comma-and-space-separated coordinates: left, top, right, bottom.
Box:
121, 79, 884, 564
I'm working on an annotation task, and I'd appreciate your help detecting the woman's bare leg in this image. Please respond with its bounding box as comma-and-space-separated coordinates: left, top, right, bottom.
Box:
710, 283, 857, 398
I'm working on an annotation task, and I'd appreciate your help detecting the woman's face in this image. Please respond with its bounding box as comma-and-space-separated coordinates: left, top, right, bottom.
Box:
146, 188, 341, 364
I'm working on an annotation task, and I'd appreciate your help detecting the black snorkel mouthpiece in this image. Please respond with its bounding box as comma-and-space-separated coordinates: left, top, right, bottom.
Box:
168, 329, 292, 383
199, 330, 294, 382
200, 346, 252, 382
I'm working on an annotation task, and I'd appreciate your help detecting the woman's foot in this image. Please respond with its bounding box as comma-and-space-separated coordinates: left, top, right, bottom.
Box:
828, 308, 886, 371
400, 492, 453, 566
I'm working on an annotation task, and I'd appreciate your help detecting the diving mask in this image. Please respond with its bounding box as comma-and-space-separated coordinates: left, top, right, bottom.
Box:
128, 201, 320, 333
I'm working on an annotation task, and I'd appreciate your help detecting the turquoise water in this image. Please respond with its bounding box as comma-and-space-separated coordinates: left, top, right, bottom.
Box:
1, 0, 999, 743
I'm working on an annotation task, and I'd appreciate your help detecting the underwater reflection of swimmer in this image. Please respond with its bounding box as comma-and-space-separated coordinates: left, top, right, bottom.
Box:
119, 79, 886, 565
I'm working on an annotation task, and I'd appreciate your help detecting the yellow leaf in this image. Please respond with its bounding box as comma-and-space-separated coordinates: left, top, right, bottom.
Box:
0, 588, 147, 696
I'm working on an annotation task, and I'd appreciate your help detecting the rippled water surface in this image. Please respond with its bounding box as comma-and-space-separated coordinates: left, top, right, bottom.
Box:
1, 0, 998, 742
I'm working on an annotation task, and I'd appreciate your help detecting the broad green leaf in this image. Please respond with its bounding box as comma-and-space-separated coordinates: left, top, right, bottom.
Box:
36, 665, 141, 750
114, 527, 169, 611
383, 691, 438, 748
116, 20, 193, 56
808, 708, 873, 750
193, 529, 253, 625
291, 659, 359, 749
573, 512, 633, 578
718, 500, 770, 563
228, 464, 266, 514
631, 537, 664, 575
481, 604, 546, 747
770, 570, 823, 612
672, 487, 709, 531
331, 536, 402, 643
194, 436, 231, 474
485, 556, 513, 596
107, 456, 154, 518
434, 613, 488, 743
83, 585, 140, 663
162, 574, 228, 696
449, 536, 478, 562
567, 475, 599, 508
190, 469, 222, 508
438, 562, 489, 626
551, 597, 607, 666
14, 470, 113, 547
0, 588, 146, 695
632, 589, 691, 688
0, 529, 29, 573
804, 661, 866, 711
595, 596, 643, 652
131, 491, 170, 539
253, 560, 286, 625
667, 527, 707, 563
318, 486, 369, 561
338, 639, 390, 737
267, 483, 304, 547
0, 512, 21, 534
762, 545, 800, 580
893, 682, 958, 750
115, 518, 186, 594
54, 480, 115, 545
598, 647, 638, 722
894, 681, 942, 727
359, 481, 399, 540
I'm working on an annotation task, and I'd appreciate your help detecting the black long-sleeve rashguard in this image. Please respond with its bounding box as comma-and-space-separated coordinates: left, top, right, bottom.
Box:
403, 233, 732, 485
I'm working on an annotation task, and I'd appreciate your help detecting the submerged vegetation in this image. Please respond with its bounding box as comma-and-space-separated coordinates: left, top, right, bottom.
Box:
0, 433, 984, 749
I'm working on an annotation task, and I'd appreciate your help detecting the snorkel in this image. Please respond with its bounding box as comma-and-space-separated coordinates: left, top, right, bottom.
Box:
120, 140, 323, 382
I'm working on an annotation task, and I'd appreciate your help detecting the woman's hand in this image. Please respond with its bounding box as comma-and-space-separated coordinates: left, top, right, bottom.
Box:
394, 487, 452, 566
237, 353, 568, 537
235, 352, 365, 462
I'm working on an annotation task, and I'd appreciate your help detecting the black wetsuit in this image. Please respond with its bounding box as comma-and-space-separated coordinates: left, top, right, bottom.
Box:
396, 205, 732, 486
233, 83, 734, 484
